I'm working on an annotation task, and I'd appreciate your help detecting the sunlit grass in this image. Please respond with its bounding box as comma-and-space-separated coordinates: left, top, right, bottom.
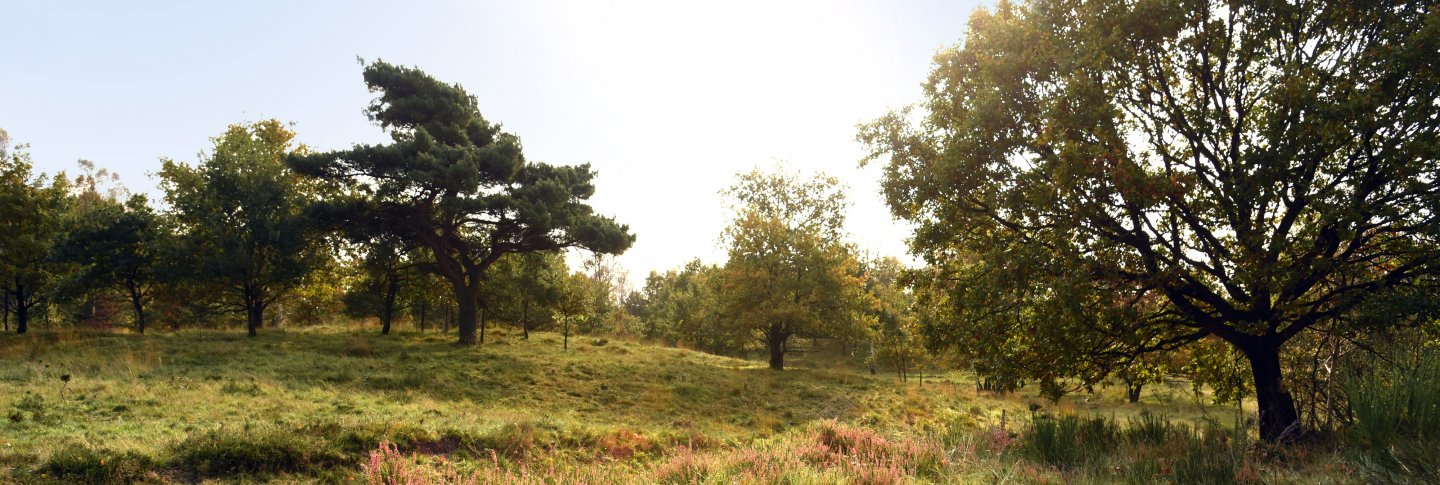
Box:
0, 326, 1350, 483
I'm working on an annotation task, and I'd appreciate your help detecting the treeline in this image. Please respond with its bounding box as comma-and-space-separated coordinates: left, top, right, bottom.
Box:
0, 62, 634, 344
0, 63, 934, 379
0, 116, 940, 376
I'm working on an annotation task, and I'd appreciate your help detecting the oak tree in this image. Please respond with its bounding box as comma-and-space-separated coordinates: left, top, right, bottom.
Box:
718, 168, 870, 370
861, 0, 1440, 442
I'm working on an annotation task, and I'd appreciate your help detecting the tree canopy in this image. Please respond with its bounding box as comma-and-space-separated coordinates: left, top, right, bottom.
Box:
159, 120, 328, 337
861, 0, 1440, 442
290, 61, 634, 345
718, 168, 871, 370
0, 141, 69, 333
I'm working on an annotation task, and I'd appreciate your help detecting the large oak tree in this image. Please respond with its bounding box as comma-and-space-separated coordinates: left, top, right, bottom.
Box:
861, 0, 1440, 442
291, 62, 633, 345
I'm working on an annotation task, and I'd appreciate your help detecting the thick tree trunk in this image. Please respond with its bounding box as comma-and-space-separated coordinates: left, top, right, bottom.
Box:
456, 293, 478, 345
15, 285, 29, 334
245, 302, 263, 337
1244, 342, 1302, 443
1122, 376, 1143, 403
16, 302, 28, 334
767, 331, 787, 370
479, 306, 486, 344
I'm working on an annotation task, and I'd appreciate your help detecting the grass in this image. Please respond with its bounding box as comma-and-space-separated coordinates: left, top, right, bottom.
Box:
0, 325, 1357, 483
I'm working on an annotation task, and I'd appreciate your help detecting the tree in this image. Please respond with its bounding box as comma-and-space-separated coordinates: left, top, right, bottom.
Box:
860, 0, 1440, 442
717, 168, 871, 370
0, 140, 69, 334
556, 270, 595, 350
53, 192, 161, 334
290, 61, 634, 345
343, 237, 417, 335
488, 251, 565, 339
635, 260, 740, 355
159, 120, 328, 337
863, 256, 925, 379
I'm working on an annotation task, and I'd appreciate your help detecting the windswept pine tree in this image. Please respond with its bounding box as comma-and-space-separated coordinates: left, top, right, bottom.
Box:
291, 62, 634, 345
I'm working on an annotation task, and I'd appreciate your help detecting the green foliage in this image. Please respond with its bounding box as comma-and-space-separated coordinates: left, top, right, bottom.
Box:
0, 140, 71, 333
860, 0, 1440, 442
52, 185, 163, 334
290, 61, 634, 345
1345, 350, 1440, 484
158, 120, 328, 336
486, 252, 565, 338
717, 168, 872, 370
634, 259, 739, 355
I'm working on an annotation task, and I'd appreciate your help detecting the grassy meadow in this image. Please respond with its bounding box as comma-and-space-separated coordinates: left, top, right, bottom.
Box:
1, 325, 1354, 484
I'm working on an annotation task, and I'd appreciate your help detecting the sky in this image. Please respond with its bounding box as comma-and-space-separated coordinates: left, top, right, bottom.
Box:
0, 0, 983, 280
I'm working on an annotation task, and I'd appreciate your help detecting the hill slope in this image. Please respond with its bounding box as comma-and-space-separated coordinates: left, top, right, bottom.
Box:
0, 327, 1337, 483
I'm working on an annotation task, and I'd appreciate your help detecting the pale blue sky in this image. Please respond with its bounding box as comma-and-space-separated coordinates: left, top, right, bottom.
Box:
1, 0, 982, 279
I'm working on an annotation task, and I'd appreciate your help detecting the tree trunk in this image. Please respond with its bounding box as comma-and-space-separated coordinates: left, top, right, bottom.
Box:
868, 341, 876, 375
15, 285, 29, 334
479, 306, 486, 344
245, 301, 263, 337
563, 316, 571, 350
767, 331, 786, 371
418, 298, 428, 332
521, 300, 530, 340
457, 294, 478, 345
381, 274, 398, 335
1125, 379, 1143, 403
1244, 342, 1302, 443
129, 286, 147, 335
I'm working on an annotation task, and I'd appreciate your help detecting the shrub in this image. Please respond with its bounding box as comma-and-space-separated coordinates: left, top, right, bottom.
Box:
41, 445, 154, 485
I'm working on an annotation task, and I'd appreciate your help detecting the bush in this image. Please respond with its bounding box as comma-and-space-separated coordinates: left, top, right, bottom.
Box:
1345, 350, 1440, 484
41, 445, 154, 484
